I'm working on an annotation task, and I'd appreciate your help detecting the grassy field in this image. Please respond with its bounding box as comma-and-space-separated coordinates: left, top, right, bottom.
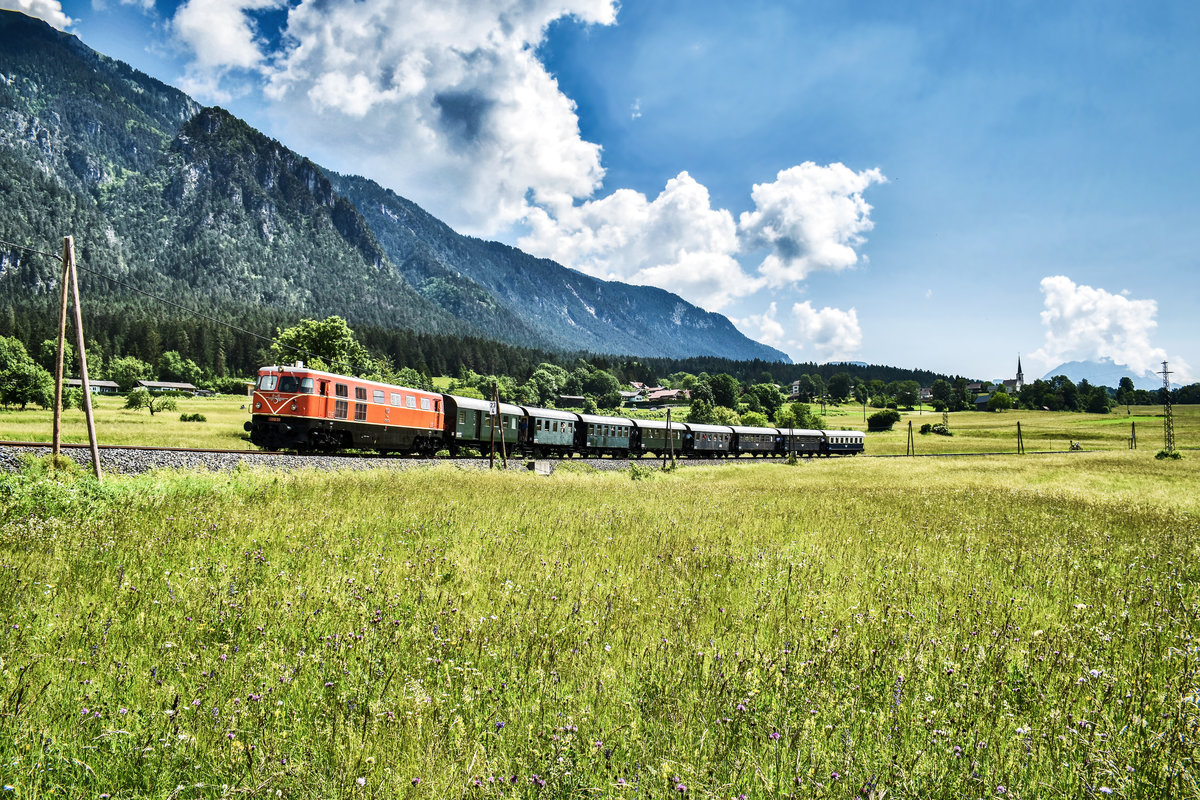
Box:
1, 453, 1197, 798
2, 393, 1195, 458
0, 394, 258, 449
847, 405, 1198, 456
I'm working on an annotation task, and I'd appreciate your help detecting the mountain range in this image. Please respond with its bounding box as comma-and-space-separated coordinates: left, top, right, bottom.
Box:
1042, 359, 1170, 391
0, 11, 787, 363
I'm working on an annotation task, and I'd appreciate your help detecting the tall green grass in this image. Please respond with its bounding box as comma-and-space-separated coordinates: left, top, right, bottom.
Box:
1, 453, 1197, 797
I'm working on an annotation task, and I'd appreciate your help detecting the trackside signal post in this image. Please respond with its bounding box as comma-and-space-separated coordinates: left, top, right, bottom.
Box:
53, 236, 102, 481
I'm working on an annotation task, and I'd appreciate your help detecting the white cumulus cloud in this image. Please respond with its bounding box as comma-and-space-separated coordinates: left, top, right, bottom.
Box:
734, 300, 862, 363
739, 162, 886, 286
172, 0, 283, 101
253, 0, 616, 233
2, 0, 72, 29
1031, 275, 1192, 381
791, 301, 863, 362
521, 163, 886, 312
519, 171, 758, 310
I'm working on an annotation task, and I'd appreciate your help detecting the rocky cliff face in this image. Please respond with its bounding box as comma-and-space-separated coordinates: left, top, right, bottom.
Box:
0, 10, 788, 362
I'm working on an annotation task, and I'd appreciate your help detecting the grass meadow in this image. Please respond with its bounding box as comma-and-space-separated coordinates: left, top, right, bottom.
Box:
2, 393, 1196, 458
1, 453, 1197, 798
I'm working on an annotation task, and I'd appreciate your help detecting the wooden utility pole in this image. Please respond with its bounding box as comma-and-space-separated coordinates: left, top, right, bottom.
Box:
56, 236, 102, 481
1016, 421, 1025, 455
665, 407, 674, 468
494, 385, 508, 468
906, 420, 915, 456
52, 238, 71, 456
1130, 421, 1137, 450
488, 391, 497, 469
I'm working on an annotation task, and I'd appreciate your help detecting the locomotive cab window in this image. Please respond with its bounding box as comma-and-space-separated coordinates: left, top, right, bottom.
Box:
257, 375, 278, 391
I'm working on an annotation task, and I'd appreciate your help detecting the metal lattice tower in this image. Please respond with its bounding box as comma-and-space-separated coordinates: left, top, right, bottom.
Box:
1160, 361, 1175, 452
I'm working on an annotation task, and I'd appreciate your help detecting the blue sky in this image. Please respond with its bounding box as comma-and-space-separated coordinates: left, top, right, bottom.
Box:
13, 0, 1199, 381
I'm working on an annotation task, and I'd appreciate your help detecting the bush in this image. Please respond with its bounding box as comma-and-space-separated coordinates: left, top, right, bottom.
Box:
867, 409, 901, 432
930, 423, 952, 436
1155, 449, 1183, 460
62, 386, 84, 410
628, 462, 658, 481
919, 423, 932, 434
179, 413, 207, 422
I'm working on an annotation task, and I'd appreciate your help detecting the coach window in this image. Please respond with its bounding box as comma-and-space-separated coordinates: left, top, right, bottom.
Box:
334, 399, 348, 419
406, 395, 417, 409
335, 383, 348, 398
355, 403, 367, 421
391, 393, 401, 406
373, 390, 385, 404
355, 387, 367, 401
421, 398, 431, 411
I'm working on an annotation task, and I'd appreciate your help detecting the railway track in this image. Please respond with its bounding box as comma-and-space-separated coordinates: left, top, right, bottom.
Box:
0, 439, 1122, 477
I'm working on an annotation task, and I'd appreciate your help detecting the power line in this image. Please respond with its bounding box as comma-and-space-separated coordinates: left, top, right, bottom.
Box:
0, 236, 361, 374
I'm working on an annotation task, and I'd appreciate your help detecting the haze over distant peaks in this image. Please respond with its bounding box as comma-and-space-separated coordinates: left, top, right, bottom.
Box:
1042, 358, 1168, 391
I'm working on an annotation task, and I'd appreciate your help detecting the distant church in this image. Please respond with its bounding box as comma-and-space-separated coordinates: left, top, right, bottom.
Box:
1002, 356, 1025, 394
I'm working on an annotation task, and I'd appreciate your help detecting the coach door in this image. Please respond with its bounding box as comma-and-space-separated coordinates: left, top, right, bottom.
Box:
319, 380, 330, 418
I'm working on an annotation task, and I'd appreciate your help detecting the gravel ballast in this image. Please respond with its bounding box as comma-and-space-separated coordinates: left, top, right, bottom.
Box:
0, 445, 706, 476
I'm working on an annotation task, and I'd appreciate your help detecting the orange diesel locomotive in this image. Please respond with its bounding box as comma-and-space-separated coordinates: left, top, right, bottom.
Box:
245, 364, 444, 452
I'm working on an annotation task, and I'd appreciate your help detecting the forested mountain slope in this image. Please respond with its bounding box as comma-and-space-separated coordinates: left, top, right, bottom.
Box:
0, 10, 787, 370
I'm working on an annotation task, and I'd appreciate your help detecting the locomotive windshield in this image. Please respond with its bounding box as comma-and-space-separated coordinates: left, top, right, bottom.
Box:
277, 376, 314, 394
257, 375, 277, 391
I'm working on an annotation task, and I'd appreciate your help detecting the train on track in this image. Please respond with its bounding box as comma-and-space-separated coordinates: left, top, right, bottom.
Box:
244, 364, 865, 459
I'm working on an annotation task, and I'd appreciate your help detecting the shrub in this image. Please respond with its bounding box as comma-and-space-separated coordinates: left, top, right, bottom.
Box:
61, 387, 84, 410
628, 462, 657, 481
919, 423, 933, 435
931, 423, 953, 436
179, 412, 207, 423
867, 409, 901, 432
1155, 449, 1183, 460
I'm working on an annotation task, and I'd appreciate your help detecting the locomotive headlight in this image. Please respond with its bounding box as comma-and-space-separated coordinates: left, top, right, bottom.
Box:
255, 402, 261, 409
290, 402, 297, 411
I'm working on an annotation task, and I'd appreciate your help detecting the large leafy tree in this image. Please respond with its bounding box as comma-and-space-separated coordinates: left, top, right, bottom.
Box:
0, 336, 54, 410
107, 355, 152, 391
156, 350, 203, 385
827, 372, 853, 401
270, 317, 374, 376
709, 373, 740, 408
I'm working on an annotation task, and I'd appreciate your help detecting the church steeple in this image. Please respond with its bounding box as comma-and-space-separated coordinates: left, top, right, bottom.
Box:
1016, 355, 1024, 390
